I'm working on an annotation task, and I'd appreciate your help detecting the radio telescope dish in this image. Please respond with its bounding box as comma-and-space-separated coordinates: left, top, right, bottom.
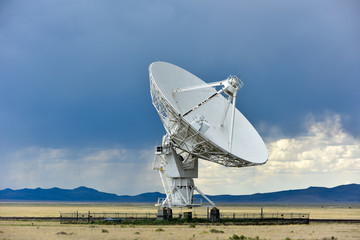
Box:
149, 61, 267, 209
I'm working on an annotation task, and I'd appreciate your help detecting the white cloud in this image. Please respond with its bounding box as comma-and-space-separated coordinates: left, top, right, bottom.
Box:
1, 147, 161, 195
265, 113, 360, 174
196, 113, 360, 195
1, 113, 359, 196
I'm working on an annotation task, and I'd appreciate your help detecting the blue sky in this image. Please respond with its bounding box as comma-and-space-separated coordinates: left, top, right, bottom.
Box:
1, 0, 359, 195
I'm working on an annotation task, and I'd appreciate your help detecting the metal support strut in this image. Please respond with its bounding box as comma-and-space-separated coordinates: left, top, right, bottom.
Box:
173, 75, 243, 152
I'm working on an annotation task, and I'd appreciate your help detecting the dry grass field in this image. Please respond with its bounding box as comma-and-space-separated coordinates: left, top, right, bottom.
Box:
1, 203, 360, 239
0, 220, 359, 240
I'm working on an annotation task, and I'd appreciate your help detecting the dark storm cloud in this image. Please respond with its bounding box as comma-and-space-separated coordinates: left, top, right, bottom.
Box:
0, 0, 359, 193
1, 0, 359, 151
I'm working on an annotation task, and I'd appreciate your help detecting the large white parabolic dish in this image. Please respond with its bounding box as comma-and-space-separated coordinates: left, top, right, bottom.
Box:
150, 61, 268, 167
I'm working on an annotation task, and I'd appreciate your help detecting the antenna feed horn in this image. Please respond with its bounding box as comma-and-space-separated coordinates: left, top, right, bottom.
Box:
223, 75, 243, 97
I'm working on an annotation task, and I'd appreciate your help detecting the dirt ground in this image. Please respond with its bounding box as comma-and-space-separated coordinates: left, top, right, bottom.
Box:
0, 220, 359, 240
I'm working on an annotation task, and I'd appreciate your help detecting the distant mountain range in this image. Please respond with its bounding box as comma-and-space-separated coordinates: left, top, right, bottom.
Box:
0, 184, 359, 203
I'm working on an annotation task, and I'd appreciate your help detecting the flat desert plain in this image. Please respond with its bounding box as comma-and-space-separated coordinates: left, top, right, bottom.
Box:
1, 203, 360, 240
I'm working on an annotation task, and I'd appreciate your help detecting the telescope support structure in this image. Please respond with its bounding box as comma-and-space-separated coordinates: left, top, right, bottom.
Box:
153, 137, 215, 208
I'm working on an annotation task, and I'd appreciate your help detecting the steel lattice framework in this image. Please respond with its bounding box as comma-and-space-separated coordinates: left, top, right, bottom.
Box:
150, 72, 260, 168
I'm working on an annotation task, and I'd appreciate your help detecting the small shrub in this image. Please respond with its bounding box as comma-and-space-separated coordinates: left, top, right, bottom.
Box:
56, 231, 73, 235
285, 237, 291, 240
101, 229, 109, 233
155, 228, 164, 232
229, 235, 258, 240
134, 231, 140, 234
210, 228, 224, 233
229, 234, 240, 239
189, 224, 196, 228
